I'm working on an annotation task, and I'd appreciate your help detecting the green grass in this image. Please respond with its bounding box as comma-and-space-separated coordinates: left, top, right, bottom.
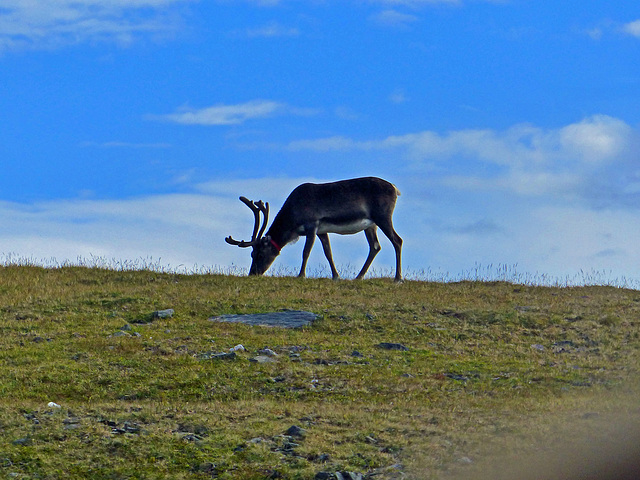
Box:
1, 265, 639, 479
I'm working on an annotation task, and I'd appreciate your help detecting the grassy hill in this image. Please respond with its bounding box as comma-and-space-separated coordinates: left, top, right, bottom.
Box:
1, 265, 639, 479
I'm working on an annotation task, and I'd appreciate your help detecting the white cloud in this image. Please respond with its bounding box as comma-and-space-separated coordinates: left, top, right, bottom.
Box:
440, 171, 584, 199
153, 100, 286, 125
286, 136, 361, 152
511, 206, 640, 283
195, 176, 311, 197
370, 9, 420, 28
585, 27, 603, 40
280, 115, 637, 207
153, 100, 320, 126
417, 196, 640, 285
244, 22, 300, 38
558, 115, 632, 163
0, 193, 244, 271
0, 0, 192, 51
586, 19, 640, 40
622, 19, 640, 37
389, 88, 409, 104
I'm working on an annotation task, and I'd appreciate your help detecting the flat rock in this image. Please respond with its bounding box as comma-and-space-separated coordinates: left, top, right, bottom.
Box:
249, 355, 277, 364
110, 331, 130, 337
209, 310, 318, 328
153, 309, 175, 319
257, 348, 278, 357
199, 351, 237, 361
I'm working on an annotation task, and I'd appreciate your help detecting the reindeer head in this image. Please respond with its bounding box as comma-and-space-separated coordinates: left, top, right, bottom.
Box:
225, 197, 280, 275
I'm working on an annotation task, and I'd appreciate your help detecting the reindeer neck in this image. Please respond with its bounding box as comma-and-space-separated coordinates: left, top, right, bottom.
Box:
266, 209, 299, 249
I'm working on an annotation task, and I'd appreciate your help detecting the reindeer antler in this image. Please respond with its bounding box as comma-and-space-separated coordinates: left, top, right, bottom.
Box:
225, 196, 270, 248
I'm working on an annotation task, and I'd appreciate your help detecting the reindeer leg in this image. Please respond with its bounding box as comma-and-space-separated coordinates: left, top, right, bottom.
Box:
356, 226, 381, 280
376, 219, 403, 282
298, 228, 317, 278
317, 233, 340, 280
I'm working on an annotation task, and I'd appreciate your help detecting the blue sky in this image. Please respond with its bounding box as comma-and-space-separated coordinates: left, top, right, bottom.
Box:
1, 0, 640, 283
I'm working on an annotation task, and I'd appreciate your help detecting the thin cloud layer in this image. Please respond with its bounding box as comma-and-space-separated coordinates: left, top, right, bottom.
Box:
0, 0, 192, 51
153, 100, 318, 126
243, 22, 300, 38
585, 18, 640, 40
371, 10, 420, 28
0, 193, 241, 270
282, 115, 638, 208
155, 100, 284, 126
3, 170, 640, 283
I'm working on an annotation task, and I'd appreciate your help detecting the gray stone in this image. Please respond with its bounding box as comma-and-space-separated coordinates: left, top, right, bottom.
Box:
153, 309, 175, 319
63, 417, 81, 430
12, 437, 31, 446
315, 473, 333, 480
209, 310, 318, 328
285, 425, 306, 438
178, 433, 203, 443
112, 421, 141, 435
199, 351, 237, 361
257, 348, 278, 356
249, 355, 276, 364
336, 473, 363, 480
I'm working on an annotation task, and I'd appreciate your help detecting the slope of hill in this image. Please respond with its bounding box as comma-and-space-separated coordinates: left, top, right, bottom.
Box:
1, 266, 639, 479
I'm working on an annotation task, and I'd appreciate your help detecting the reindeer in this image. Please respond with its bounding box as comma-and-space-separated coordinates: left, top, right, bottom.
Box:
225, 177, 403, 281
